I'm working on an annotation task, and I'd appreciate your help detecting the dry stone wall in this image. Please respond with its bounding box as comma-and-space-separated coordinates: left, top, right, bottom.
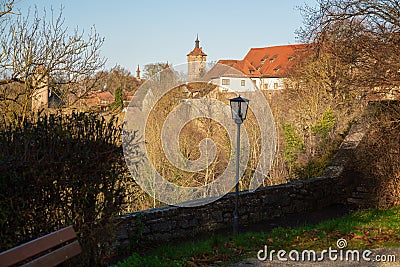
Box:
111, 119, 367, 257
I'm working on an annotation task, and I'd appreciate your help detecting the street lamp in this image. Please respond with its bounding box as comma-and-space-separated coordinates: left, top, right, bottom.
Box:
230, 95, 249, 234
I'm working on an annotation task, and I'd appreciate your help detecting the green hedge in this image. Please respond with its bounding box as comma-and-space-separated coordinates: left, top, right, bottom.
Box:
0, 112, 140, 266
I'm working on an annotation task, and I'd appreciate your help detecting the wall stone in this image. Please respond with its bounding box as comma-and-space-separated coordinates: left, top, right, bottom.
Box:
110, 119, 368, 258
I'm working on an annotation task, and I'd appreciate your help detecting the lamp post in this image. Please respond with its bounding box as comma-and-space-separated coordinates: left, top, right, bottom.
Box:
229, 95, 249, 234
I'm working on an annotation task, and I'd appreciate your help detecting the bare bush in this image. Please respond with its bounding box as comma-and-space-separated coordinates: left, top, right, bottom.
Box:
355, 101, 400, 208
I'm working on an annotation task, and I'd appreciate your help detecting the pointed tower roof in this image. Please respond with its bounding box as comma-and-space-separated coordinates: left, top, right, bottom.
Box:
195, 34, 200, 48
136, 64, 141, 78
187, 35, 207, 56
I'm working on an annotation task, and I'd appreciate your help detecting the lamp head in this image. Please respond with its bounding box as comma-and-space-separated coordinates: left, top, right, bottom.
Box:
230, 95, 249, 124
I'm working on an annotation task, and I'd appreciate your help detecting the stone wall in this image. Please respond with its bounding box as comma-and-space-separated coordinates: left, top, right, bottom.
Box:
111, 119, 367, 257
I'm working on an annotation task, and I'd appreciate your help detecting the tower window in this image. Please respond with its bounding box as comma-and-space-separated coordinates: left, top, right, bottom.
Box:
241, 80, 245, 86
222, 79, 230, 85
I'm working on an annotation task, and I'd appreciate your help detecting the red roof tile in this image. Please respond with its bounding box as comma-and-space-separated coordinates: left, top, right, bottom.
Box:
217, 44, 307, 78
187, 47, 207, 56
217, 59, 238, 66
95, 91, 114, 101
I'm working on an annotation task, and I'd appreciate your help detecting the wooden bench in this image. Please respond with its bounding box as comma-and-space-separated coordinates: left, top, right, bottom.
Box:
0, 225, 82, 267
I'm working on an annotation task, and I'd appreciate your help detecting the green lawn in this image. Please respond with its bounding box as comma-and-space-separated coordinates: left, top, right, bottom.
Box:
114, 206, 400, 266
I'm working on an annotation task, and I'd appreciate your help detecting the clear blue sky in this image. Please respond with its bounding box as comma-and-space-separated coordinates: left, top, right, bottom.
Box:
15, 0, 317, 73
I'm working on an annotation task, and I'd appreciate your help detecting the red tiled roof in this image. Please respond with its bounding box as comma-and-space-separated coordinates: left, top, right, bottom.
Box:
95, 91, 114, 101
217, 59, 238, 66
84, 91, 114, 108
187, 47, 207, 56
217, 44, 307, 78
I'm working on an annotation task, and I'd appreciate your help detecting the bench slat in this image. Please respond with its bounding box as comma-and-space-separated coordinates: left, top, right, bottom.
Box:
21, 241, 82, 267
0, 226, 78, 267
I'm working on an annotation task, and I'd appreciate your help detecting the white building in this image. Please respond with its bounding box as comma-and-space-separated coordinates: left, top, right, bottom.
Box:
208, 44, 307, 92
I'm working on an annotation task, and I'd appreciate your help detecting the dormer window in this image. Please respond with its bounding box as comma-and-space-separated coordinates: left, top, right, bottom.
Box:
249, 69, 254, 74
270, 55, 277, 62
261, 55, 269, 63
274, 66, 281, 73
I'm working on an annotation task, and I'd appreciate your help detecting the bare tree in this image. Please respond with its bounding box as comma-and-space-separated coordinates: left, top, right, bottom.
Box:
99, 65, 140, 94
0, 6, 106, 122
0, 0, 15, 18
298, 0, 400, 92
143, 63, 167, 80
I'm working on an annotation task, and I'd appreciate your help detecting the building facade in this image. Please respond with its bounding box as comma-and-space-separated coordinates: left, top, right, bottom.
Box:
210, 44, 307, 92
31, 66, 49, 111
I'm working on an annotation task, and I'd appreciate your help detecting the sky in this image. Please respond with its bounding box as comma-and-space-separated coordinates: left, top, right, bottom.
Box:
15, 0, 318, 74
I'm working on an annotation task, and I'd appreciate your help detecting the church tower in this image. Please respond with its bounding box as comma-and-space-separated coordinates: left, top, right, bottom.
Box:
187, 35, 207, 81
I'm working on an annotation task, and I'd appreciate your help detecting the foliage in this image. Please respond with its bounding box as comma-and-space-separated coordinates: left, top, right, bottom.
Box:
112, 87, 124, 111
116, 206, 400, 266
294, 153, 331, 179
355, 101, 400, 208
0, 5, 105, 121
311, 109, 335, 140
282, 123, 303, 171
298, 0, 400, 91
141, 82, 269, 193
0, 112, 141, 266
272, 0, 371, 180
93, 65, 141, 95
281, 0, 400, 181
115, 253, 164, 267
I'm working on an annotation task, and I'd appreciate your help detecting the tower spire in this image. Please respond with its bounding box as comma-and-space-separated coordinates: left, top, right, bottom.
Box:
187, 35, 207, 82
136, 64, 140, 79
195, 34, 200, 48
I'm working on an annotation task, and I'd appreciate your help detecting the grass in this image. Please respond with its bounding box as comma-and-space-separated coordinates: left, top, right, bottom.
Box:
114, 206, 400, 266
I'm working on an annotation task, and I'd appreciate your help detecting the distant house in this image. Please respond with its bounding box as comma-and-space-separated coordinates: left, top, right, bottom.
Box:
31, 66, 49, 111
123, 91, 135, 107
208, 44, 307, 92
84, 91, 114, 111
31, 65, 66, 110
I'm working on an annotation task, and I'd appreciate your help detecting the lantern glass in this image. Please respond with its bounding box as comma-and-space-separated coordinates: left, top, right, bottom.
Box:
229, 96, 249, 124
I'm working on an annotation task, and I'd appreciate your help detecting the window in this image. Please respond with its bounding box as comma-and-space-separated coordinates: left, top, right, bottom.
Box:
261, 55, 269, 63
222, 79, 230, 85
263, 84, 268, 90
274, 83, 279, 89
241, 80, 245, 86
249, 69, 254, 74
274, 66, 281, 73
